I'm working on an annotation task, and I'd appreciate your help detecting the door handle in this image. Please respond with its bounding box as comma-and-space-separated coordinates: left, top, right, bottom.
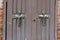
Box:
12, 13, 25, 27
38, 13, 49, 26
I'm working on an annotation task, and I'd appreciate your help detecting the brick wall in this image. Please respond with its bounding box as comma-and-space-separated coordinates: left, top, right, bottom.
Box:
0, 1, 3, 40
57, 0, 60, 40
0, 8, 3, 40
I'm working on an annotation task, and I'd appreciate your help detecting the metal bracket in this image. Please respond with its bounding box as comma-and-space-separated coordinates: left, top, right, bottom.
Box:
38, 13, 49, 26
12, 13, 25, 27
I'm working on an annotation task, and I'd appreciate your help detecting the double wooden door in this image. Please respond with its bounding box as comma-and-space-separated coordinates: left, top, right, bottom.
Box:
3, 0, 57, 40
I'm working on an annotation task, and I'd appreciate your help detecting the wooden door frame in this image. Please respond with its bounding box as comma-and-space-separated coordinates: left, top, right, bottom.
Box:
49, 0, 57, 40
54, 0, 57, 40
3, 0, 7, 40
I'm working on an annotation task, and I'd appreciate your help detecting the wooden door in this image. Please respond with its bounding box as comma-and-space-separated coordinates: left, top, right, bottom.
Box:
3, 0, 57, 40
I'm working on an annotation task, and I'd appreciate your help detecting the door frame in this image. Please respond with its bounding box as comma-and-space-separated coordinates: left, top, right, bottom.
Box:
3, 0, 7, 40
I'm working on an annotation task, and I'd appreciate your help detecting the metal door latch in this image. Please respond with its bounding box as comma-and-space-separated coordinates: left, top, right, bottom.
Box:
38, 13, 49, 26
38, 13, 48, 18
12, 13, 25, 19
12, 13, 25, 27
